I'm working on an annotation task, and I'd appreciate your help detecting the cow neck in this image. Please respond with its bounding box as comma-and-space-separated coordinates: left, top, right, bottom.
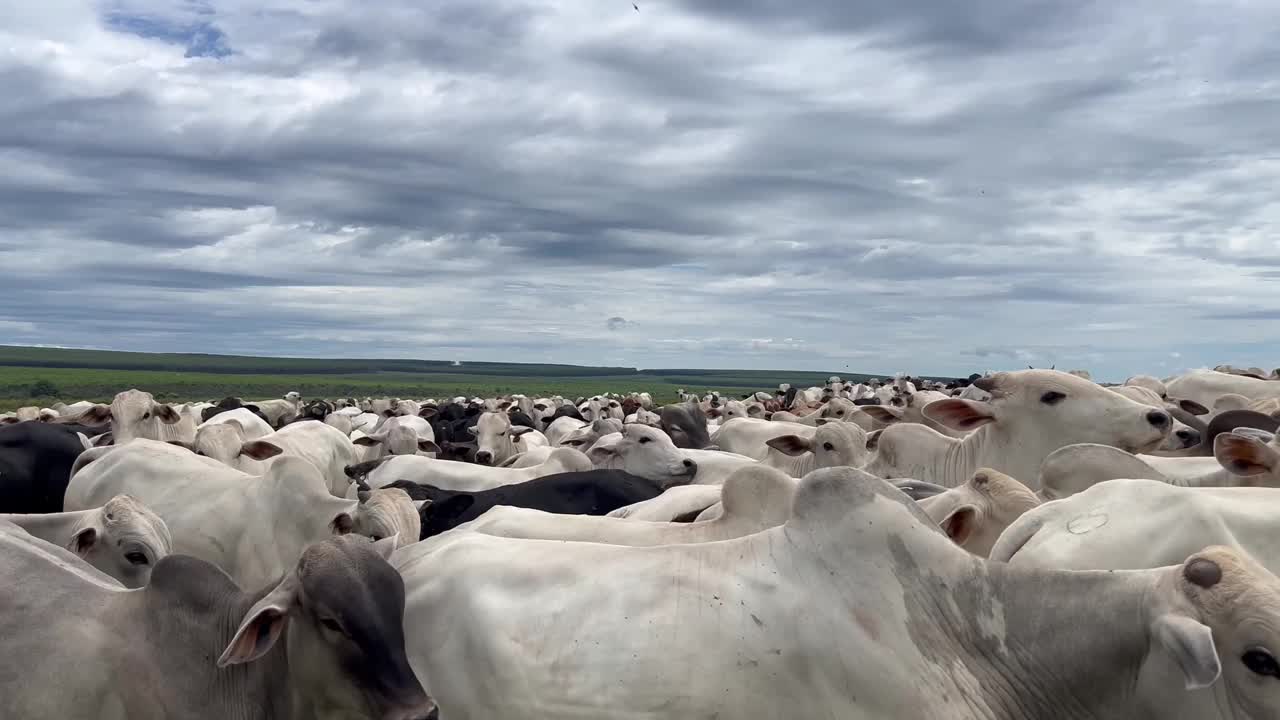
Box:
0, 508, 90, 542
137, 558, 292, 719
954, 561, 1161, 719
941, 421, 1051, 491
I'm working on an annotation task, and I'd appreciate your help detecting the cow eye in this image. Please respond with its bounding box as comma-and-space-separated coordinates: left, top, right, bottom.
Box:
639, 437, 651, 444
320, 618, 344, 634
142, 412, 151, 420
125, 551, 149, 565
498, 430, 507, 437
836, 410, 844, 416
822, 442, 834, 451
1040, 391, 1066, 405
1244, 649, 1280, 678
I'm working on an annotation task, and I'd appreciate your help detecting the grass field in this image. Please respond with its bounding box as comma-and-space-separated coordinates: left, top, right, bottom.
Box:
0, 345, 946, 411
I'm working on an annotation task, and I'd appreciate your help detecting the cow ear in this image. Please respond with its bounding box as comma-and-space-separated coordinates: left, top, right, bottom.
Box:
862, 406, 902, 423
69, 526, 99, 556
416, 439, 441, 453
219, 574, 298, 667
92, 432, 114, 447
352, 435, 382, 447
1152, 614, 1221, 690
154, 404, 181, 424
922, 399, 996, 431
587, 445, 617, 465
466, 426, 478, 436
1177, 399, 1210, 416
1214, 433, 1280, 477
81, 405, 113, 424
240, 441, 284, 460
418, 406, 438, 419
765, 435, 813, 457
510, 426, 535, 437
939, 505, 978, 546
865, 430, 882, 451
331, 512, 354, 535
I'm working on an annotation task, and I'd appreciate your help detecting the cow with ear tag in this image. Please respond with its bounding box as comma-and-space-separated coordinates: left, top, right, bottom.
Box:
394, 467, 1280, 719
0, 532, 434, 719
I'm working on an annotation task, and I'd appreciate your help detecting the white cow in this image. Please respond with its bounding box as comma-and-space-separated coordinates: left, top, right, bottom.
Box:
251, 391, 302, 427
282, 422, 368, 494
587, 425, 755, 486
1166, 369, 1280, 409
623, 408, 662, 427
200, 407, 274, 439
813, 398, 877, 430
355, 447, 593, 493
76, 389, 192, 445
0, 494, 171, 587
1108, 385, 1204, 451
993, 478, 1280, 580
353, 487, 421, 547
710, 417, 816, 460
1039, 429, 1280, 500
323, 412, 354, 435
862, 370, 1173, 490
760, 421, 870, 476
497, 446, 555, 468
353, 415, 439, 461
915, 468, 1041, 558
544, 415, 589, 446
64, 440, 381, 590
181, 419, 283, 475
395, 467, 1280, 720
468, 411, 549, 466
470, 465, 796, 544
861, 390, 968, 438
604, 484, 724, 521
1125, 374, 1169, 398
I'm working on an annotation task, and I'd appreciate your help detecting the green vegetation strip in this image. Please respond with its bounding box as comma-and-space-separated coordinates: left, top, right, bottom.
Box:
0, 345, 954, 411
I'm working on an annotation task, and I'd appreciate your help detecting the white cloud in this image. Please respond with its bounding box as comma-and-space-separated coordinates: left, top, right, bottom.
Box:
1, 0, 1279, 380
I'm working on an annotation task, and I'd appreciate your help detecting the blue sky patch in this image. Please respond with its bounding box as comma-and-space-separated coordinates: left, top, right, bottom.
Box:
104, 12, 233, 58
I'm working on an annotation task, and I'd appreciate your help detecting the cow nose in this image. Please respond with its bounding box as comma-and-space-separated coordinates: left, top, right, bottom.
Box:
682, 459, 698, 476
475, 451, 492, 465
1146, 410, 1170, 428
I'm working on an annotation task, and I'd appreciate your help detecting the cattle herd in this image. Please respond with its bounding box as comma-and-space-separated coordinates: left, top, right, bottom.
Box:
4, 364, 1280, 718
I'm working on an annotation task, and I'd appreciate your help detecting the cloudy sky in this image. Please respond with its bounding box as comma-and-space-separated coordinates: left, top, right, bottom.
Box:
2, 0, 1278, 380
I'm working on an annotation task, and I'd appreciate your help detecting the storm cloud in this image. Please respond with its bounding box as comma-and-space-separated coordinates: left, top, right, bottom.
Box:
1, 0, 1278, 379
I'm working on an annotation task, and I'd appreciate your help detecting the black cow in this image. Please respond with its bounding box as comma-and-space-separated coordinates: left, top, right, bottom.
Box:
200, 397, 271, 425
541, 405, 586, 430
288, 399, 334, 424
382, 470, 664, 539
0, 422, 90, 513
420, 402, 480, 461
507, 410, 537, 429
